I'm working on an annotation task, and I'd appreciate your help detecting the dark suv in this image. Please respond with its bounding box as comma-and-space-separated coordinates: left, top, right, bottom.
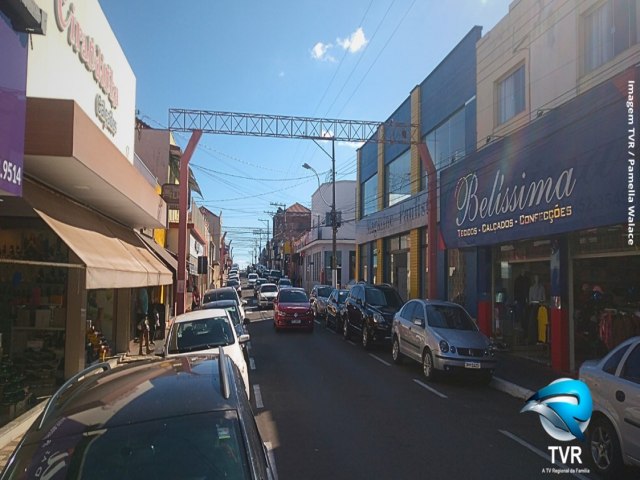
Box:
1, 351, 276, 479
344, 283, 404, 349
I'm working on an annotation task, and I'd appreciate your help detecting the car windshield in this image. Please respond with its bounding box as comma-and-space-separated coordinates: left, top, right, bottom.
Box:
167, 315, 235, 353
261, 285, 277, 293
365, 288, 389, 306
227, 280, 239, 286
3, 411, 252, 479
337, 291, 349, 303
203, 289, 236, 303
317, 286, 333, 297
427, 305, 477, 331
279, 279, 291, 285
279, 290, 308, 303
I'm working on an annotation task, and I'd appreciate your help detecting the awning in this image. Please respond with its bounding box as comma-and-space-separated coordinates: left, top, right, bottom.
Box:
24, 180, 172, 289
137, 233, 178, 272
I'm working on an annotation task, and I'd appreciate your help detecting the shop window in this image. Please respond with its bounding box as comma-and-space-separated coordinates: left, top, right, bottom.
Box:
372, 246, 378, 284
361, 174, 378, 217
583, 0, 639, 75
497, 64, 525, 125
386, 150, 411, 207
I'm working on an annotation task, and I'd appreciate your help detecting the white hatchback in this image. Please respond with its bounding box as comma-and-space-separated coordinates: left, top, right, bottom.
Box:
164, 308, 251, 398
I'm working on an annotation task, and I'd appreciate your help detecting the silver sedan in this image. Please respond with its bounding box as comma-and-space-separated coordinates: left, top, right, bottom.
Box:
579, 336, 640, 478
391, 299, 496, 383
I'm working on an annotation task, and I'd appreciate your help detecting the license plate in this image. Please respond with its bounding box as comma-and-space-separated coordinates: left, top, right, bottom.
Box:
291, 319, 301, 324
465, 362, 481, 369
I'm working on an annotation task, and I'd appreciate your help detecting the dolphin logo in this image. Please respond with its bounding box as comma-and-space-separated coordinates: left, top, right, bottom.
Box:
520, 378, 592, 442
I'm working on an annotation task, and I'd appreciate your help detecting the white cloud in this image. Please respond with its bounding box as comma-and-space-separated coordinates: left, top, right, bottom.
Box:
336, 27, 368, 53
338, 140, 364, 149
278, 71, 285, 77
311, 42, 335, 62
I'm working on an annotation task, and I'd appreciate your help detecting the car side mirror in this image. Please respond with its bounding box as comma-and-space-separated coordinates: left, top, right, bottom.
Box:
413, 318, 424, 327
238, 334, 250, 344
356, 298, 362, 306
241, 299, 248, 305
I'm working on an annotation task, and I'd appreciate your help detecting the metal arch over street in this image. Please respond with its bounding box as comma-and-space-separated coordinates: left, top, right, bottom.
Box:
168, 109, 436, 316
168, 109, 420, 144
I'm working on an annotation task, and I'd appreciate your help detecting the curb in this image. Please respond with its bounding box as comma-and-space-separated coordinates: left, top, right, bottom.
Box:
490, 376, 535, 401
0, 400, 47, 450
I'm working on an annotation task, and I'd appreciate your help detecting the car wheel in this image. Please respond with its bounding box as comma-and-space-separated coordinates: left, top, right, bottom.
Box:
392, 336, 403, 364
422, 349, 437, 381
342, 318, 351, 340
362, 325, 371, 350
588, 416, 623, 478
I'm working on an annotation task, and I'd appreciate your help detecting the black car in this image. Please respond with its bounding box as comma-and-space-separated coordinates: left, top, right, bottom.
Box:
344, 283, 404, 349
1, 351, 275, 479
309, 284, 333, 319
325, 288, 349, 331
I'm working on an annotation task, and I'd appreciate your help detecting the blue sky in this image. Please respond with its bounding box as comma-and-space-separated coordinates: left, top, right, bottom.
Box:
99, 0, 512, 267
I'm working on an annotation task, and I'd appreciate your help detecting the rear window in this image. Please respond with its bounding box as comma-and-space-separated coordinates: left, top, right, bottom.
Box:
317, 286, 332, 297
261, 285, 277, 293
279, 290, 309, 303
203, 289, 237, 303
168, 315, 235, 354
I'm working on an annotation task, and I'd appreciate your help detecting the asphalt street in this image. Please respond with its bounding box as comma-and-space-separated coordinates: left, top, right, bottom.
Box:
241, 288, 603, 480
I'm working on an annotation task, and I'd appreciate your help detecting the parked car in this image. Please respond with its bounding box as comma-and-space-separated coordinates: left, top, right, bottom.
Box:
391, 299, 496, 383
201, 299, 250, 362
273, 288, 314, 332
344, 282, 404, 349
579, 336, 640, 478
0, 352, 275, 479
325, 288, 349, 331
226, 278, 242, 293
254, 277, 268, 297
310, 284, 333, 319
203, 286, 246, 322
257, 283, 278, 310
277, 277, 293, 289
267, 269, 282, 284
248, 272, 259, 288
164, 308, 250, 398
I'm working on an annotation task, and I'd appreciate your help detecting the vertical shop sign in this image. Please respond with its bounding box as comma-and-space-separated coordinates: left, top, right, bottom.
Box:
0, 13, 28, 197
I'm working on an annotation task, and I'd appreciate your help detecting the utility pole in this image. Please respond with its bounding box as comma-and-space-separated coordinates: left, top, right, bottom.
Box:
270, 202, 286, 274
331, 139, 337, 289
259, 217, 272, 268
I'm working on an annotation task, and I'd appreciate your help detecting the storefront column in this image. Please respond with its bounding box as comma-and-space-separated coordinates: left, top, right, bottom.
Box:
65, 252, 87, 378
409, 229, 420, 299
355, 247, 361, 282
550, 238, 570, 372
476, 247, 493, 337
115, 289, 132, 354
375, 238, 383, 284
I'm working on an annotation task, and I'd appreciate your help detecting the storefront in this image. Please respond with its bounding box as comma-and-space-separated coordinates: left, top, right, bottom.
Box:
0, 0, 171, 425
440, 66, 639, 372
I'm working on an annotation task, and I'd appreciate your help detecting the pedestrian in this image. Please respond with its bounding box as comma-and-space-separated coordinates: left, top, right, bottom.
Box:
191, 285, 201, 311
137, 315, 151, 355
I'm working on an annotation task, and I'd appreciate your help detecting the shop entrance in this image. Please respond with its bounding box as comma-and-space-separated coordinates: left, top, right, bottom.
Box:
494, 258, 551, 366
573, 255, 640, 367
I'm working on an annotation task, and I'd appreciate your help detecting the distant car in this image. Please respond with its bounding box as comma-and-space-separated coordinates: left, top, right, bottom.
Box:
391, 299, 496, 383
226, 278, 242, 293
164, 308, 250, 398
579, 336, 640, 478
202, 286, 246, 322
0, 352, 275, 479
344, 283, 404, 349
248, 273, 259, 288
277, 278, 293, 290
257, 283, 278, 310
267, 269, 282, 284
325, 288, 349, 331
273, 288, 314, 332
310, 284, 333, 319
254, 277, 268, 297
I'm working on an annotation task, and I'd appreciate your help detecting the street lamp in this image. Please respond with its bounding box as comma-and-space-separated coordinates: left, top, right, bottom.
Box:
302, 140, 337, 288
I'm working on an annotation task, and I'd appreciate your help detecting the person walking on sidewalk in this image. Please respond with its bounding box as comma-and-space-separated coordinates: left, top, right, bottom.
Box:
137, 288, 152, 355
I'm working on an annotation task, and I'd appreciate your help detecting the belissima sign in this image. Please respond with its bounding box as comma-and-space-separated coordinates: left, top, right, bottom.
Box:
356, 190, 428, 244
440, 68, 631, 249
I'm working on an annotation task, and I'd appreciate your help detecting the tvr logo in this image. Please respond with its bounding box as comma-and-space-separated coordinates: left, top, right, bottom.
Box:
521, 378, 593, 466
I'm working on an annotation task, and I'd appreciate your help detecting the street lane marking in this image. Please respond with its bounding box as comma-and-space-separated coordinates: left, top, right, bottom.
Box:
369, 354, 391, 367
413, 379, 448, 399
249, 358, 256, 370
253, 384, 264, 409
348, 341, 356, 346
314, 320, 321, 326
499, 430, 590, 480
328, 329, 336, 335
246, 342, 252, 351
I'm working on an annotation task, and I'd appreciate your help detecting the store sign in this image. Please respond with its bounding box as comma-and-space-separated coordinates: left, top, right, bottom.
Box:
0, 13, 28, 197
161, 183, 180, 207
441, 69, 631, 248
54, 0, 119, 109
356, 190, 428, 244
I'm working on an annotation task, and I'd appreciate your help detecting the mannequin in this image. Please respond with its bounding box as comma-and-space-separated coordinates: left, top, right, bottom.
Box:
529, 275, 546, 303
528, 275, 548, 343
